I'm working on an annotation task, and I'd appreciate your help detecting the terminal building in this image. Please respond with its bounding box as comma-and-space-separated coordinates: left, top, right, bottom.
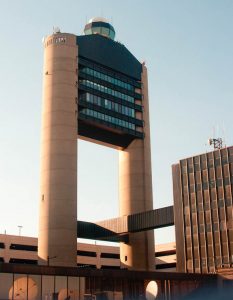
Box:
3, 145, 233, 277
0, 234, 176, 271
1, 16, 233, 300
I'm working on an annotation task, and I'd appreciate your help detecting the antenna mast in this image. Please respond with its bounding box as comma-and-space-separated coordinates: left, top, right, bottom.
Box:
208, 138, 223, 150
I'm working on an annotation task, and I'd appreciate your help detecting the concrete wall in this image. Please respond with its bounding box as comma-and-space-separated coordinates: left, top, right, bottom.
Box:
38, 33, 78, 267
119, 65, 155, 271
0, 234, 175, 271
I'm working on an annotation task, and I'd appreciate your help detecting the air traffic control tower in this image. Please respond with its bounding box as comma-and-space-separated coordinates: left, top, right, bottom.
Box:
39, 18, 154, 270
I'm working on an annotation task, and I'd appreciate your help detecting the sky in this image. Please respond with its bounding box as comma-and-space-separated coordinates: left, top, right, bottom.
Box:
0, 0, 233, 245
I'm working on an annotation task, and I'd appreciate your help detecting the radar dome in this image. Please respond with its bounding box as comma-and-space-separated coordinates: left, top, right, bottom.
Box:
84, 17, 115, 40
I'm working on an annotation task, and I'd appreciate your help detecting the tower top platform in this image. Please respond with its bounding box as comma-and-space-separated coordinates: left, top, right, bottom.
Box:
84, 17, 115, 40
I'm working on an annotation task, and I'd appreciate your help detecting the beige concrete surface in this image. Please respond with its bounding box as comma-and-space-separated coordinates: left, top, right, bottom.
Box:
119, 65, 155, 271
38, 33, 78, 267
0, 234, 175, 271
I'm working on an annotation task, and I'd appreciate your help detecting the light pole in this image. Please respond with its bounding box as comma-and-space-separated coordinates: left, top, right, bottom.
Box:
47, 256, 57, 266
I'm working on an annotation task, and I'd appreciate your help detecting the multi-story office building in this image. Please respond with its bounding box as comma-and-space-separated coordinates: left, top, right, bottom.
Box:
173, 146, 233, 273
39, 17, 154, 270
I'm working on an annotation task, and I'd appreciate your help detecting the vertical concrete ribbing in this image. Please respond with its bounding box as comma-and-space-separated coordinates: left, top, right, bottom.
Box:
38, 33, 78, 266
119, 65, 155, 271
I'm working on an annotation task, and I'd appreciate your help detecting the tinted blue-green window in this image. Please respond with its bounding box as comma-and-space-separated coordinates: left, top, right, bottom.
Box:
80, 93, 136, 118
109, 30, 115, 40
81, 108, 137, 131
81, 67, 135, 92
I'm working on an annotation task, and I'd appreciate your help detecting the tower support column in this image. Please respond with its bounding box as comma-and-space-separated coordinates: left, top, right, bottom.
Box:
38, 33, 78, 267
119, 65, 155, 271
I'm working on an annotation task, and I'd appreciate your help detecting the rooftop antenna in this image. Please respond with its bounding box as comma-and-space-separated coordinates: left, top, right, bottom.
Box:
53, 26, 61, 34
221, 122, 227, 148
213, 126, 216, 141
208, 138, 223, 150
207, 123, 226, 150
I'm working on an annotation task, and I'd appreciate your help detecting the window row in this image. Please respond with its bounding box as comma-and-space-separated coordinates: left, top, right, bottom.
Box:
79, 80, 134, 103
182, 179, 233, 192
186, 256, 230, 268
81, 108, 136, 130
182, 170, 233, 188
181, 157, 233, 173
80, 67, 134, 91
84, 26, 115, 40
80, 92, 135, 118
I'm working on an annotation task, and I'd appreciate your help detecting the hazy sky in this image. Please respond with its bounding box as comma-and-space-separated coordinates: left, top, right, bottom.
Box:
0, 0, 233, 244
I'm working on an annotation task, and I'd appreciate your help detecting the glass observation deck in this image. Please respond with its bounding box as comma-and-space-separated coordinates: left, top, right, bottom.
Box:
84, 17, 116, 40
77, 57, 144, 148
77, 18, 143, 148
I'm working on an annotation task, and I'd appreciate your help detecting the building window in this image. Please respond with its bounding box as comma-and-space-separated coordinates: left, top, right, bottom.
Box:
100, 253, 120, 259
77, 250, 97, 257
9, 244, 37, 252
101, 265, 121, 269
229, 156, 233, 163
215, 158, 221, 167
202, 182, 209, 190
80, 67, 135, 92
9, 258, 37, 265
201, 155, 207, 170
79, 79, 134, 103
80, 93, 136, 118
208, 159, 214, 168
222, 157, 228, 165
80, 108, 136, 131
224, 178, 230, 185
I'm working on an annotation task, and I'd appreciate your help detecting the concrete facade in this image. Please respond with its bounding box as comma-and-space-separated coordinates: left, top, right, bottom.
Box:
172, 146, 233, 273
119, 66, 155, 271
39, 33, 78, 267
0, 234, 176, 271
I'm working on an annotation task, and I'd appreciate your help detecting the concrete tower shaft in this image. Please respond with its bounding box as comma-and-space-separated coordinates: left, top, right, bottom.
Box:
38, 33, 78, 266
119, 65, 155, 271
